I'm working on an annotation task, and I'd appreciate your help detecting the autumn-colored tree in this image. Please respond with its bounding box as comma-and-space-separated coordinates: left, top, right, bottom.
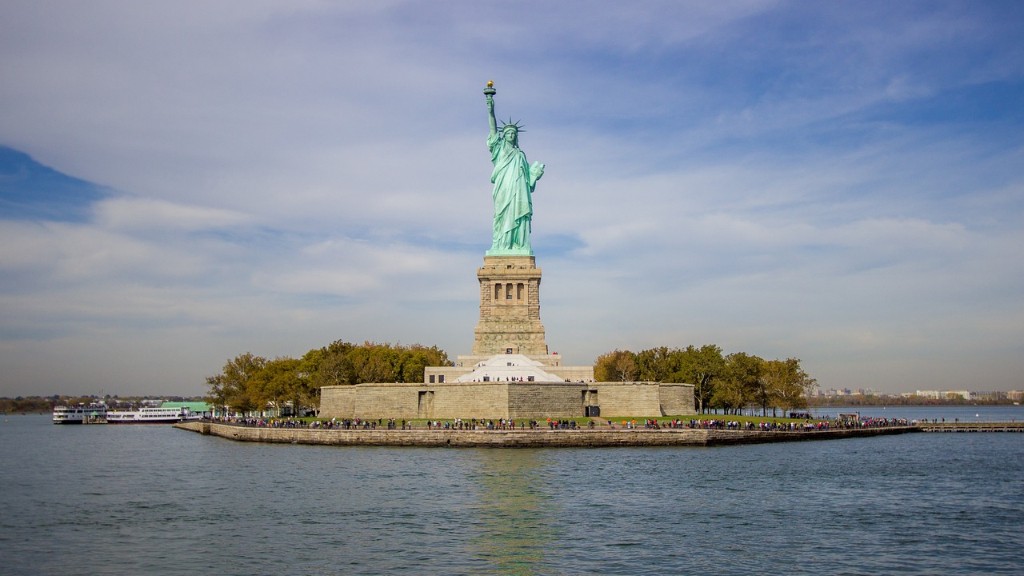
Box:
594, 349, 637, 382
206, 340, 452, 416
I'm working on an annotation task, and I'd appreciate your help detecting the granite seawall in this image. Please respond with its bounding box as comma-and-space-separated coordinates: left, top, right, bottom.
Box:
174, 421, 917, 447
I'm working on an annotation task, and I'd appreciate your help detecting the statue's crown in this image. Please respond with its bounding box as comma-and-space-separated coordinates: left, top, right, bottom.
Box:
500, 118, 525, 133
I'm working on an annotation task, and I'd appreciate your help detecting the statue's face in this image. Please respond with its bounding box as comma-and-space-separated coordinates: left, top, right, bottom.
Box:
503, 128, 518, 145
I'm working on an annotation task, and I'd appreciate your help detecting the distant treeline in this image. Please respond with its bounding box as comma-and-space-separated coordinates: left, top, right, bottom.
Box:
594, 345, 816, 416
808, 396, 1018, 407
0, 395, 206, 413
205, 340, 451, 415
1, 397, 56, 413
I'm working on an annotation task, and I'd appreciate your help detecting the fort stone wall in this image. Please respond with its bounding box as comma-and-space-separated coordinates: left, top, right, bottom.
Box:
507, 383, 586, 419
658, 383, 695, 416
320, 381, 696, 420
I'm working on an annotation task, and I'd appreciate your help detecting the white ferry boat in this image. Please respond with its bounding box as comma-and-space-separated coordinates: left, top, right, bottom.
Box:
52, 403, 107, 424
105, 406, 201, 424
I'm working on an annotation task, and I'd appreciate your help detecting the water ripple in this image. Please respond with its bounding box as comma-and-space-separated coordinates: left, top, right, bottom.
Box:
1, 417, 1022, 574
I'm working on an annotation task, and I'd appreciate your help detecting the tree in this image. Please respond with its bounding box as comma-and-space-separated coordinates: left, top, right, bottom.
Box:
592, 344, 818, 415
763, 358, 817, 417
400, 345, 452, 383
312, 340, 357, 386
206, 374, 227, 413
710, 377, 746, 414
350, 342, 399, 383
301, 340, 452, 389
252, 357, 303, 416
205, 352, 267, 416
714, 352, 763, 415
594, 349, 637, 382
635, 346, 678, 382
673, 344, 724, 414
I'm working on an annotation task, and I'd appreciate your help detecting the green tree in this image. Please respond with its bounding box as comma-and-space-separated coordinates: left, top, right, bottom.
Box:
634, 346, 679, 382
673, 344, 724, 414
301, 340, 451, 388
714, 352, 763, 415
205, 352, 267, 415
252, 357, 303, 416
351, 342, 399, 383
312, 340, 357, 386
763, 358, 816, 416
400, 345, 452, 382
709, 378, 746, 414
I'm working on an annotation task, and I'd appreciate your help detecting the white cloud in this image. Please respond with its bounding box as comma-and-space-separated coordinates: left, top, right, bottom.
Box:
1, 1, 1023, 396
94, 197, 253, 232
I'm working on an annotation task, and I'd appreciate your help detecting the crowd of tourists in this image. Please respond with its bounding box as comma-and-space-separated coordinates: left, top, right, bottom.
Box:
207, 415, 913, 431
682, 416, 912, 431
209, 416, 410, 430
427, 418, 527, 430
425, 418, 586, 430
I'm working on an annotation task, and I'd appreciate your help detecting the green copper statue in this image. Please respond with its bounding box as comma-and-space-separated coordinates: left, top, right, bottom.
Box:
484, 81, 544, 256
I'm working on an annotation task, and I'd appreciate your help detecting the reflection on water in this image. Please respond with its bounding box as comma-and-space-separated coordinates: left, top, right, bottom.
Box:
469, 449, 557, 575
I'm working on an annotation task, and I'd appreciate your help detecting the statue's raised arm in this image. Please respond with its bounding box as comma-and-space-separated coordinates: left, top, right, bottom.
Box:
483, 81, 544, 256
485, 81, 498, 138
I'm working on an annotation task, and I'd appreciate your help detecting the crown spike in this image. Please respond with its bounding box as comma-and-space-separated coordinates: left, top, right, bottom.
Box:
499, 117, 526, 133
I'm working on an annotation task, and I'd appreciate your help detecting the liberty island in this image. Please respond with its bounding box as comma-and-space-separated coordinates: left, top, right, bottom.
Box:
177, 84, 924, 445
315, 82, 695, 422
168, 83, 983, 446
177, 84, 958, 444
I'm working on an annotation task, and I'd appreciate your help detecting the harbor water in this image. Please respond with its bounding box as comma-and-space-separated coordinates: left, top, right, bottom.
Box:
1, 407, 1022, 575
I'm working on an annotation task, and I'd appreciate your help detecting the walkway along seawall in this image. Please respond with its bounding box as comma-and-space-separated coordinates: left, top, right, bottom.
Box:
174, 421, 918, 448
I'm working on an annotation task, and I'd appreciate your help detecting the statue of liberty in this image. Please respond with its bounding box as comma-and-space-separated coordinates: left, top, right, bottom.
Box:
484, 81, 544, 255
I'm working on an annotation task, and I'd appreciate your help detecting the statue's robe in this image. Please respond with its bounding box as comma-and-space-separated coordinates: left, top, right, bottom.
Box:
488, 131, 535, 253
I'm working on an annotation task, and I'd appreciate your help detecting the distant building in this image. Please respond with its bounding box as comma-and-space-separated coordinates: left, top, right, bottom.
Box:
160, 401, 212, 417
914, 390, 971, 400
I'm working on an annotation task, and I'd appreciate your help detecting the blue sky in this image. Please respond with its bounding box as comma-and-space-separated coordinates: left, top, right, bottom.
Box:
2, 1, 1022, 397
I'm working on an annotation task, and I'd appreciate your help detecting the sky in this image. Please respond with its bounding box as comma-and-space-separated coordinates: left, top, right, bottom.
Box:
2, 1, 1023, 397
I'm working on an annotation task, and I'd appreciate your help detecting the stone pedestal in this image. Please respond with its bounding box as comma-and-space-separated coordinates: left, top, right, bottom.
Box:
472, 255, 548, 356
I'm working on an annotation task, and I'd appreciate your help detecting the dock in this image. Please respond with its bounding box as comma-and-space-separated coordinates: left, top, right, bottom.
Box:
917, 422, 1024, 433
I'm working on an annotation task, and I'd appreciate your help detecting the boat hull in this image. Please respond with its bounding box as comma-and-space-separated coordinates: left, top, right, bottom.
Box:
105, 417, 199, 424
